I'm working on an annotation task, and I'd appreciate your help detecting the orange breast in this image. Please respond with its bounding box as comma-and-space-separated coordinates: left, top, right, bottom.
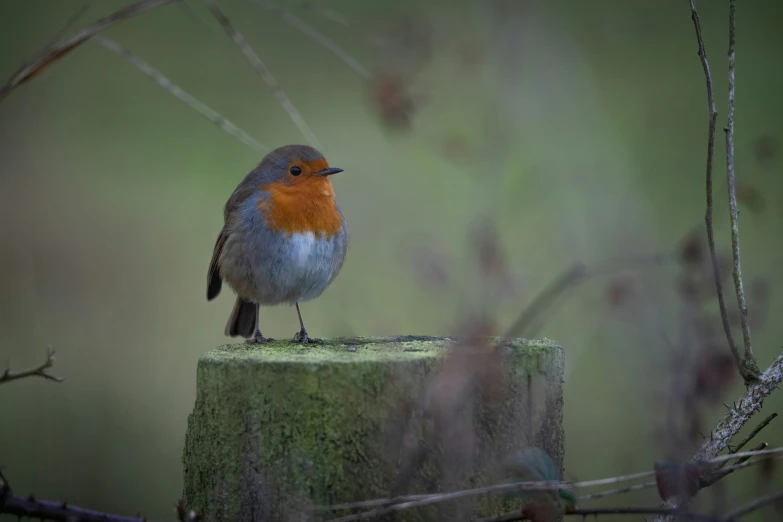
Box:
258, 180, 343, 236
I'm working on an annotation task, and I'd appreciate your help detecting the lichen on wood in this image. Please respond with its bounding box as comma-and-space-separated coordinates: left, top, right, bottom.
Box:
182, 336, 564, 521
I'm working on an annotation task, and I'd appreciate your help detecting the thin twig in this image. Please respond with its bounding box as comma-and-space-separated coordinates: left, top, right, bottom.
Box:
311, 494, 430, 513
704, 446, 783, 465
202, 0, 322, 148
324, 471, 654, 522
0, 0, 181, 105
577, 481, 658, 502
251, 0, 370, 80
724, 0, 759, 380
178, 0, 221, 36
478, 507, 723, 522
322, 448, 783, 521
687, 0, 752, 382
705, 442, 768, 487
96, 36, 266, 152
39, 5, 91, 55
724, 490, 783, 519
0, 346, 63, 385
285, 0, 350, 26
726, 413, 776, 455
505, 253, 673, 338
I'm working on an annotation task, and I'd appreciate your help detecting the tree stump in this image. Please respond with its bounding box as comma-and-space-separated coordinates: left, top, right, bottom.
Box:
182, 336, 564, 521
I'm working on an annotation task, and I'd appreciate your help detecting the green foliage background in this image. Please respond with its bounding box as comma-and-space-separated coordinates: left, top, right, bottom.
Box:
1, 1, 781, 520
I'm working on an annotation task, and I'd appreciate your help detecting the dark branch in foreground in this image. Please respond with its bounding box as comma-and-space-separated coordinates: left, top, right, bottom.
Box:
0, 0, 182, 105
686, 0, 757, 383
0, 346, 63, 385
723, 0, 760, 380
0, 470, 201, 522
1, 495, 151, 522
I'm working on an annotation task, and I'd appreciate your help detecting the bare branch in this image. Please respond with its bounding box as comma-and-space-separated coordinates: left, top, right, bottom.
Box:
323, 470, 655, 521
577, 481, 657, 502
704, 442, 768, 488
0, 0, 182, 105
726, 413, 776, 455
201, 0, 322, 149
655, 353, 783, 521
724, 490, 783, 519
0, 346, 63, 385
479, 507, 723, 522
320, 448, 783, 521
285, 0, 350, 27
723, 0, 760, 380
0, 471, 200, 521
96, 36, 266, 152
686, 0, 755, 383
40, 5, 91, 54
1, 494, 150, 522
251, 0, 370, 80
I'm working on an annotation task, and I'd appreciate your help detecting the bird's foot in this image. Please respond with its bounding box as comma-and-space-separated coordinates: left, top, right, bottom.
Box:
246, 332, 275, 344
293, 329, 323, 344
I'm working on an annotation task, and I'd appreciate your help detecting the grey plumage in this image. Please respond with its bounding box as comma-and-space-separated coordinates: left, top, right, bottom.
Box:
207, 144, 348, 340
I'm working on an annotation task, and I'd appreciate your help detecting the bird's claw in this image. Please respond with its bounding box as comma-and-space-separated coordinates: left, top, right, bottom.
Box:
246, 333, 275, 344
293, 330, 323, 344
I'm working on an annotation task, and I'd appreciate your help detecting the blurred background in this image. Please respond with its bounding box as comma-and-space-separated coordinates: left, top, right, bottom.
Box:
1, 0, 782, 520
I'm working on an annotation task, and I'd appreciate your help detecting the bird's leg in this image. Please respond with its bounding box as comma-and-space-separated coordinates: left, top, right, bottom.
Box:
293, 302, 323, 344
246, 327, 274, 344
246, 308, 274, 344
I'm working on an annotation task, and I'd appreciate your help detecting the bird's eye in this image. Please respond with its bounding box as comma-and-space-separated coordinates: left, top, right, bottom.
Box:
290, 166, 302, 176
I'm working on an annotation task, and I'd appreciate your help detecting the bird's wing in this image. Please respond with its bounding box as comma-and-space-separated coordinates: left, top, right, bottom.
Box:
207, 229, 228, 300
207, 182, 260, 301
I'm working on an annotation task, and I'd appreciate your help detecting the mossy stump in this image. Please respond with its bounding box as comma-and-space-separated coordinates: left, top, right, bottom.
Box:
182, 336, 564, 521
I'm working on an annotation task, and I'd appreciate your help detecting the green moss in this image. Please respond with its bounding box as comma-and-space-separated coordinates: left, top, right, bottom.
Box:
182, 337, 564, 521
203, 336, 562, 364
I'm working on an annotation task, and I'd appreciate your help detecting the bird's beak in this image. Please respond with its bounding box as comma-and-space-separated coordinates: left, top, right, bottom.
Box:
317, 167, 344, 176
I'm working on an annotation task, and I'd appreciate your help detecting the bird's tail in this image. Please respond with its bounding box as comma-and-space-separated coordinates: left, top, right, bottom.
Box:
225, 297, 258, 338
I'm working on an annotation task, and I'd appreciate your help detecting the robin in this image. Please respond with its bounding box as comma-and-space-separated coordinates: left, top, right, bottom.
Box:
207, 144, 348, 344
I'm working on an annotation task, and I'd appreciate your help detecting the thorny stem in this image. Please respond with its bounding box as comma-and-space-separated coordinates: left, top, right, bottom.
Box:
654, 353, 783, 522
723, 0, 760, 381
726, 413, 776, 456
651, 2, 779, 520
0, 346, 63, 385
0, 471, 201, 521
687, 0, 755, 383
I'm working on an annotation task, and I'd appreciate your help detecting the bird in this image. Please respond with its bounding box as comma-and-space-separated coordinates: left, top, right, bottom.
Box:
207, 144, 348, 344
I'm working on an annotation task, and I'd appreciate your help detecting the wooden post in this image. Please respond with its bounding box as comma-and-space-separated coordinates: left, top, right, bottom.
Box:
182, 336, 564, 521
